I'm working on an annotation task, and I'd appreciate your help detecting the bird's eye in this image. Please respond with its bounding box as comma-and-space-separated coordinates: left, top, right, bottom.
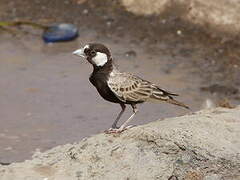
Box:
84, 48, 90, 54
90, 50, 96, 56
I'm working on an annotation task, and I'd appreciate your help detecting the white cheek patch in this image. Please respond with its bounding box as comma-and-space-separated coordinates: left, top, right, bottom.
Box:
92, 52, 108, 66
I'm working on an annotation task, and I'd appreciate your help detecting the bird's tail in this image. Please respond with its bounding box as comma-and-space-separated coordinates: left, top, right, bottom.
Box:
166, 97, 190, 109
149, 88, 190, 109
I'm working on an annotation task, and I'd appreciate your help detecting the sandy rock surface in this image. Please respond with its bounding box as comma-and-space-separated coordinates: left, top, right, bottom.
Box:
0, 106, 240, 180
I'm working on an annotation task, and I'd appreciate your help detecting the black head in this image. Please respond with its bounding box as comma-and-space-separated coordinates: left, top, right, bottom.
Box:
73, 43, 112, 67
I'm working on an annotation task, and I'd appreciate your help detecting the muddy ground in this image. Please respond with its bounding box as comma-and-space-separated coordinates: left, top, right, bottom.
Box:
0, 0, 239, 163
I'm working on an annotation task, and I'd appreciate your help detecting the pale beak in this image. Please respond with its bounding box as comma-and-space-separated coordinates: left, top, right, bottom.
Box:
72, 48, 86, 58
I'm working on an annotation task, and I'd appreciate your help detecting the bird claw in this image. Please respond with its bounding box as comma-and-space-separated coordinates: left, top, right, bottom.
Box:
104, 128, 124, 134
104, 125, 135, 134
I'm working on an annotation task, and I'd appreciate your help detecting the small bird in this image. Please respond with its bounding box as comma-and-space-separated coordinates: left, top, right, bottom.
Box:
73, 43, 189, 133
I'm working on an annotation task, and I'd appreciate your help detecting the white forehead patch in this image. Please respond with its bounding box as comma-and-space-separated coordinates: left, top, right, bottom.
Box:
92, 52, 108, 66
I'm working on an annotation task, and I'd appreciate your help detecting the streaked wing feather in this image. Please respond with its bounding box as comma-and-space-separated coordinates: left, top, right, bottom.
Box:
107, 72, 153, 102
108, 71, 189, 109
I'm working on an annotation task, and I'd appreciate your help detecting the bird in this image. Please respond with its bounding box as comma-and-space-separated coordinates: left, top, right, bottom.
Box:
73, 43, 189, 133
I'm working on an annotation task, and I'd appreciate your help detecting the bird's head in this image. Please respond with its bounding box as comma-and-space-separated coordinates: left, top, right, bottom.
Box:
73, 43, 111, 67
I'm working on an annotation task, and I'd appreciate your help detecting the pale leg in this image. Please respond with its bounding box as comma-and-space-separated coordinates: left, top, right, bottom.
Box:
118, 104, 138, 132
105, 104, 138, 134
111, 104, 126, 128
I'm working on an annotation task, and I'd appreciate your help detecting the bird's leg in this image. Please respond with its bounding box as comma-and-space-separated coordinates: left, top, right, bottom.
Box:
118, 104, 138, 132
105, 104, 138, 134
111, 104, 126, 129
104, 104, 126, 133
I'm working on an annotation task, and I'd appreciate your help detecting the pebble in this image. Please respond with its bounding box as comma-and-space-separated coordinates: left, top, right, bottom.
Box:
125, 50, 137, 57
82, 9, 88, 15
177, 30, 182, 35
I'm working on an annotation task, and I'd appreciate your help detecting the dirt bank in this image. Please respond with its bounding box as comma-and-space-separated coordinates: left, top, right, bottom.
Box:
0, 106, 239, 179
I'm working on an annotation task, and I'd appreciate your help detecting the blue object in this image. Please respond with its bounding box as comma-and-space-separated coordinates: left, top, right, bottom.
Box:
42, 23, 78, 43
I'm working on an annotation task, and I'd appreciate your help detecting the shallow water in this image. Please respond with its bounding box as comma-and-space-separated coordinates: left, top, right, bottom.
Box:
0, 29, 208, 163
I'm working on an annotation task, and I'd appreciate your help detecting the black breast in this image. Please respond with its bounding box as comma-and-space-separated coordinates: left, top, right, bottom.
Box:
89, 73, 122, 103
89, 61, 122, 104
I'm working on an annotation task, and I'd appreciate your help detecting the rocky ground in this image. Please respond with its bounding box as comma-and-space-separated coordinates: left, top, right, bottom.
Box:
0, 106, 240, 179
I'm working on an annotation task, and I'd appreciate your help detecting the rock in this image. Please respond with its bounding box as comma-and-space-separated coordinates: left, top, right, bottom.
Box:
121, 0, 240, 35
0, 162, 11, 166
0, 106, 240, 180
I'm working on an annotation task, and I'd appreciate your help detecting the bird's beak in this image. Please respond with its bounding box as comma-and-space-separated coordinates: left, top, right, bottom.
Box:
72, 48, 86, 58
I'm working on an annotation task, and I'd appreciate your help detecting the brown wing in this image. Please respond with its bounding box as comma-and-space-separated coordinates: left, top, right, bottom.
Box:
107, 72, 172, 103
107, 71, 189, 109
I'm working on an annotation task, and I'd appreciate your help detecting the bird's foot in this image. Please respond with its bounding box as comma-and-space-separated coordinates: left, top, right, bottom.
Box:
104, 128, 123, 134
104, 125, 135, 134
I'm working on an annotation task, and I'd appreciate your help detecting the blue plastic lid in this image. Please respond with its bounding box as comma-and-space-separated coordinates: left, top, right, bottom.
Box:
42, 23, 78, 43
